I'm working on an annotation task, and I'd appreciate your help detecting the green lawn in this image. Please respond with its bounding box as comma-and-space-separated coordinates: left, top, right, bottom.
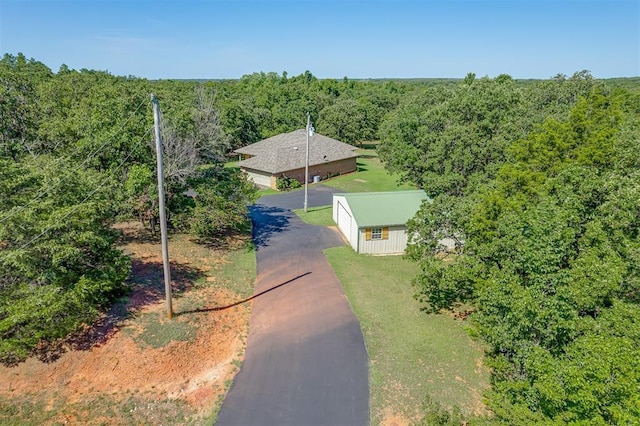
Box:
324, 247, 489, 425
257, 187, 281, 196
292, 205, 334, 226
292, 149, 415, 226
249, 147, 412, 197
323, 148, 415, 193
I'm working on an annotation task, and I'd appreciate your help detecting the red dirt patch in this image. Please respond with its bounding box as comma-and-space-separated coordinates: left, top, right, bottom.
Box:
381, 409, 411, 426
0, 222, 253, 424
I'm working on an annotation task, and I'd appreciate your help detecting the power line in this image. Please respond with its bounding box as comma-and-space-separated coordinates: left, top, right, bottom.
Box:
0, 98, 148, 224
0, 130, 151, 262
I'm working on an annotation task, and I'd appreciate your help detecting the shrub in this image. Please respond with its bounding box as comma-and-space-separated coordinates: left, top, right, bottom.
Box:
276, 175, 302, 191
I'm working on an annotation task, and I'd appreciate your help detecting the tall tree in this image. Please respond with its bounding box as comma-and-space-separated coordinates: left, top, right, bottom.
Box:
0, 53, 52, 158
0, 156, 130, 365
406, 88, 640, 423
378, 76, 525, 196
190, 85, 230, 164
317, 97, 382, 145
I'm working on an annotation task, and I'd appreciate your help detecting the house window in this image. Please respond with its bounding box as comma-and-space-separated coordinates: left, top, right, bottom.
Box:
365, 227, 389, 241
371, 228, 383, 240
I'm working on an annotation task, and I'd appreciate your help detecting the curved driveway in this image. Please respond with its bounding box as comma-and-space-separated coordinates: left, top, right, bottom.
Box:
216, 185, 369, 426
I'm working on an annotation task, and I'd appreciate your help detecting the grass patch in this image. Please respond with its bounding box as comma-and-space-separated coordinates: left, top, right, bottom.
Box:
324, 246, 489, 425
0, 395, 52, 425
217, 245, 257, 298
0, 393, 197, 425
112, 394, 195, 425
292, 205, 334, 226
324, 148, 415, 193
127, 312, 198, 349
258, 187, 280, 196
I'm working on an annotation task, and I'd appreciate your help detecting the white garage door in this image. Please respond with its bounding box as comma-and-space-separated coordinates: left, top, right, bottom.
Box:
337, 202, 352, 242
247, 171, 272, 188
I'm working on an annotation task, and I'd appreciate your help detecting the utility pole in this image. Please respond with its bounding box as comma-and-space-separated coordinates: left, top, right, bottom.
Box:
304, 112, 310, 212
151, 94, 173, 319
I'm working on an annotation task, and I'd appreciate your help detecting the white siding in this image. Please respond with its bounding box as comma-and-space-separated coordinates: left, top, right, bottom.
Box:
332, 195, 345, 223
246, 170, 272, 187
438, 237, 457, 252
358, 226, 408, 255
333, 195, 359, 251
337, 202, 352, 240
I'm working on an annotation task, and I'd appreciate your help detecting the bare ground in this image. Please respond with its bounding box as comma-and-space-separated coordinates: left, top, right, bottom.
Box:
0, 222, 253, 425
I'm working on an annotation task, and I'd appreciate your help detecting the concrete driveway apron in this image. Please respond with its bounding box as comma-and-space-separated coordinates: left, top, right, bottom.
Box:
216, 185, 369, 426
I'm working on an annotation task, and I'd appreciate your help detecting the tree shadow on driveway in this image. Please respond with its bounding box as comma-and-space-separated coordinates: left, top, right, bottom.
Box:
250, 204, 291, 249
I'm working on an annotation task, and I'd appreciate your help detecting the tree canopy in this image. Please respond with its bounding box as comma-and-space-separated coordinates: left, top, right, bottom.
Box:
391, 75, 640, 423
3, 52, 639, 423
0, 54, 257, 363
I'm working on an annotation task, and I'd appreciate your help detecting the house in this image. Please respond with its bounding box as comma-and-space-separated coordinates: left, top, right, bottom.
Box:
332, 190, 431, 255
235, 129, 358, 189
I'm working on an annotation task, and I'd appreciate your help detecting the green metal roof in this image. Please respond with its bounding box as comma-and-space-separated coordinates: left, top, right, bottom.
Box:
338, 190, 431, 227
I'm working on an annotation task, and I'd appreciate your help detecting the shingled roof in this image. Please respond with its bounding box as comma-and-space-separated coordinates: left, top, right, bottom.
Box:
235, 129, 358, 174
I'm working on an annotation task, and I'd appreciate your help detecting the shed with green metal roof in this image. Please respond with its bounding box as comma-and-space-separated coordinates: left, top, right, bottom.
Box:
332, 190, 431, 255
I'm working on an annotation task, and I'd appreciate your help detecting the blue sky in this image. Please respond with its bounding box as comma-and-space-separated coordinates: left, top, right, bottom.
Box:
1, 0, 638, 79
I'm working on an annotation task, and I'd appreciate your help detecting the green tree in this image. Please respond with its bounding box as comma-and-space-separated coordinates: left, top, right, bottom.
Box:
0, 156, 130, 365
0, 53, 52, 158
219, 96, 262, 150
0, 57, 262, 363
378, 76, 525, 196
406, 88, 640, 423
317, 97, 382, 145
179, 167, 258, 238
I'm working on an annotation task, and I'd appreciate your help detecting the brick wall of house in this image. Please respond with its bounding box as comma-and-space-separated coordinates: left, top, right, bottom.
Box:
276, 158, 357, 188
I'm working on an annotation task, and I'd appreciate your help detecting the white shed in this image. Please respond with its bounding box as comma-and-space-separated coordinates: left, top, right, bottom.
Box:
332, 190, 430, 255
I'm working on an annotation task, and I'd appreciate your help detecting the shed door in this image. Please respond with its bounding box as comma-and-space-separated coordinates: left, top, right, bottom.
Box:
337, 201, 352, 241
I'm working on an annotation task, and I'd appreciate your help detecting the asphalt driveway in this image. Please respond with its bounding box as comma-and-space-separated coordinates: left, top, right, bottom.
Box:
216, 185, 369, 426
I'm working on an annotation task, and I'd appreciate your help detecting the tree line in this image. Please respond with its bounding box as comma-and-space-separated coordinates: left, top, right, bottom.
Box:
2, 52, 639, 424
379, 72, 640, 424
0, 52, 414, 364
0, 54, 260, 363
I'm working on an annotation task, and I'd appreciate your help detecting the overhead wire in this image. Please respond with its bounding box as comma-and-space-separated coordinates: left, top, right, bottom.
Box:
0, 126, 154, 262
0, 97, 148, 224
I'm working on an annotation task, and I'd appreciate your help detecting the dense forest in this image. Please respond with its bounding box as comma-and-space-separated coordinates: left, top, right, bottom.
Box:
381, 74, 640, 424
1, 52, 639, 423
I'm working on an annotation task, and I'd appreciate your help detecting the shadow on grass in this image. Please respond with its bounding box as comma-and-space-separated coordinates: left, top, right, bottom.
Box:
127, 259, 204, 309
359, 143, 379, 150
192, 226, 253, 251
32, 259, 204, 364
116, 222, 162, 245
177, 272, 311, 316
